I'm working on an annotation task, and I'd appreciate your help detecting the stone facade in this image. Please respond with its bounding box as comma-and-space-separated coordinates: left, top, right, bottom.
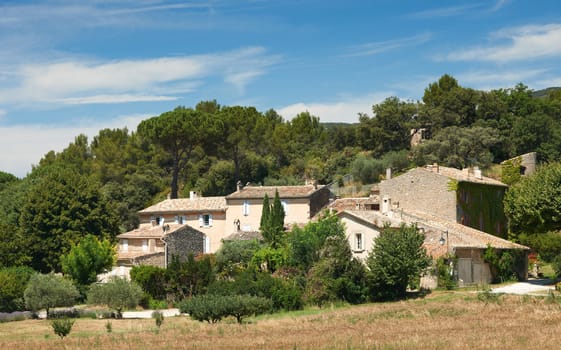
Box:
162, 225, 205, 265
380, 167, 457, 221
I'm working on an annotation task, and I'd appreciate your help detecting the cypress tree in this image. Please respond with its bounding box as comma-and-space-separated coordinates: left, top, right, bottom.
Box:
260, 194, 270, 231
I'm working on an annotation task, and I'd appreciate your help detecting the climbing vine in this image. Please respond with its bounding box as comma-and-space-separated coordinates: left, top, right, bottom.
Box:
456, 182, 507, 238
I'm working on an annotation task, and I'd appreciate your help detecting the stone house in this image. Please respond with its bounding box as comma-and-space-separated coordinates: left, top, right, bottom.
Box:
115, 193, 228, 271
379, 165, 509, 238
225, 183, 333, 233
335, 207, 528, 285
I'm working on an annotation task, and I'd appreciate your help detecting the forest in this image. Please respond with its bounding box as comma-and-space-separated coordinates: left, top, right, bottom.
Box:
1, 73, 561, 274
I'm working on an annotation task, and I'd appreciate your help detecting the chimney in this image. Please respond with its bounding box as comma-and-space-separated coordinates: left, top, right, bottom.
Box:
381, 196, 391, 215
474, 166, 482, 179
433, 163, 439, 173
237, 181, 243, 191
386, 168, 392, 180
189, 191, 197, 200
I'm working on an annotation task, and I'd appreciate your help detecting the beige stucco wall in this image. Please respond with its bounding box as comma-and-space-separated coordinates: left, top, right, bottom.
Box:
379, 168, 457, 222
119, 237, 165, 255
139, 211, 227, 253
226, 198, 311, 233
340, 215, 380, 261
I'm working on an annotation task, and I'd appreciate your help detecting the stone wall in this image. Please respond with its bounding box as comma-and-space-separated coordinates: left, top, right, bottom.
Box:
135, 252, 165, 268
163, 226, 205, 265
379, 168, 457, 221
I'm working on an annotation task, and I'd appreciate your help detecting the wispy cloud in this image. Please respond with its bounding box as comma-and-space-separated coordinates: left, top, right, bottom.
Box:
457, 68, 548, 89
0, 47, 280, 106
343, 32, 432, 57
491, 0, 510, 12
445, 23, 561, 62
277, 92, 393, 123
404, 4, 481, 19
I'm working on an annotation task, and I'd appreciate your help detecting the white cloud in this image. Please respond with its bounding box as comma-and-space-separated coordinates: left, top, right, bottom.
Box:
277, 93, 393, 123
445, 24, 561, 62
58, 94, 178, 105
0, 113, 149, 178
343, 33, 432, 57
457, 68, 548, 90
0, 47, 280, 106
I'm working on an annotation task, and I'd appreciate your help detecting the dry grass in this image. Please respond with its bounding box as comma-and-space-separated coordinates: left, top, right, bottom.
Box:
2, 291, 561, 349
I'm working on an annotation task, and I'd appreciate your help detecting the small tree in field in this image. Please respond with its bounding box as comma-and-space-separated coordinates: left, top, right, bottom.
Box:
366, 224, 430, 301
24, 273, 79, 318
51, 318, 75, 339
87, 276, 143, 318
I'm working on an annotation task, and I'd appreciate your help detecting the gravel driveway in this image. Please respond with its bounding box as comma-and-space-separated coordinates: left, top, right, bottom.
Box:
491, 279, 556, 295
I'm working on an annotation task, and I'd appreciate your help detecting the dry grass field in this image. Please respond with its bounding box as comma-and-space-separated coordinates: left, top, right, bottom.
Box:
2, 291, 561, 349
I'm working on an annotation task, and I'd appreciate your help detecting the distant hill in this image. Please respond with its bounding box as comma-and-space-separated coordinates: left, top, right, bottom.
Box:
532, 87, 561, 98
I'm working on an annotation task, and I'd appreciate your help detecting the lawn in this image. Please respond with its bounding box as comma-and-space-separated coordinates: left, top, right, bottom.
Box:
2, 291, 561, 349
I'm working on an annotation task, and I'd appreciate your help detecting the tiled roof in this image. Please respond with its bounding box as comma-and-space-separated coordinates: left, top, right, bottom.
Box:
338, 210, 402, 228
226, 185, 323, 200
117, 251, 163, 260
139, 197, 227, 214
399, 209, 528, 252
420, 165, 507, 187
117, 223, 186, 239
328, 197, 380, 212
223, 230, 263, 241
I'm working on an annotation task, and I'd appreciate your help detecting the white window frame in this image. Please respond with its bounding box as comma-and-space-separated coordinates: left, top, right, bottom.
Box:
243, 200, 250, 216
281, 200, 288, 215
199, 214, 213, 227
142, 239, 148, 252
121, 239, 128, 252
355, 233, 363, 251
175, 215, 187, 224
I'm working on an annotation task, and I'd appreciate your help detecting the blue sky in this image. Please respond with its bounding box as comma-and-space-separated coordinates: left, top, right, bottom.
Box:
2, 0, 561, 177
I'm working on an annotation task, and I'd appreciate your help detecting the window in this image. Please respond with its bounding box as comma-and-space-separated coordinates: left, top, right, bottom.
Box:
142, 239, 148, 252
281, 200, 288, 215
355, 233, 363, 251
175, 215, 187, 224
199, 214, 212, 227
243, 200, 250, 216
121, 239, 128, 252
154, 216, 165, 226
204, 235, 210, 253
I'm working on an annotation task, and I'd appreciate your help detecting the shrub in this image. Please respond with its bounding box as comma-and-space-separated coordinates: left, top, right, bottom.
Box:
477, 286, 501, 305
179, 294, 272, 324
48, 308, 80, 319
0, 266, 35, 312
550, 254, 561, 278
436, 256, 457, 290
24, 273, 79, 318
130, 265, 167, 300
152, 310, 164, 328
87, 276, 143, 318
50, 318, 75, 339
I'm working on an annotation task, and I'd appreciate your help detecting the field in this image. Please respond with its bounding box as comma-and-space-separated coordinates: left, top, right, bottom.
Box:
2, 291, 561, 349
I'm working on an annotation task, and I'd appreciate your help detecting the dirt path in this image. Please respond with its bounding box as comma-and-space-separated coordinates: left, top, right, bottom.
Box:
491, 279, 556, 295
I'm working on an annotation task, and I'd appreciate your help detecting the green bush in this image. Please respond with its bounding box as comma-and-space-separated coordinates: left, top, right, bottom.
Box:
24, 273, 79, 318
436, 256, 457, 290
179, 294, 272, 324
50, 318, 75, 339
0, 266, 35, 312
87, 276, 143, 318
152, 310, 164, 328
130, 265, 167, 300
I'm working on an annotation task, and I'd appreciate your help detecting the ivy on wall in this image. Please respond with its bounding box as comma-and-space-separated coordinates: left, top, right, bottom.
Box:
456, 182, 507, 238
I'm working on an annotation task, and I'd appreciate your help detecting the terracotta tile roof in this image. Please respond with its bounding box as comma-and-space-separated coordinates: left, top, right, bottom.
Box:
139, 197, 227, 214
420, 165, 507, 187
399, 209, 528, 252
117, 223, 186, 239
223, 230, 263, 241
328, 197, 380, 212
338, 210, 402, 228
226, 185, 324, 200
117, 251, 163, 260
